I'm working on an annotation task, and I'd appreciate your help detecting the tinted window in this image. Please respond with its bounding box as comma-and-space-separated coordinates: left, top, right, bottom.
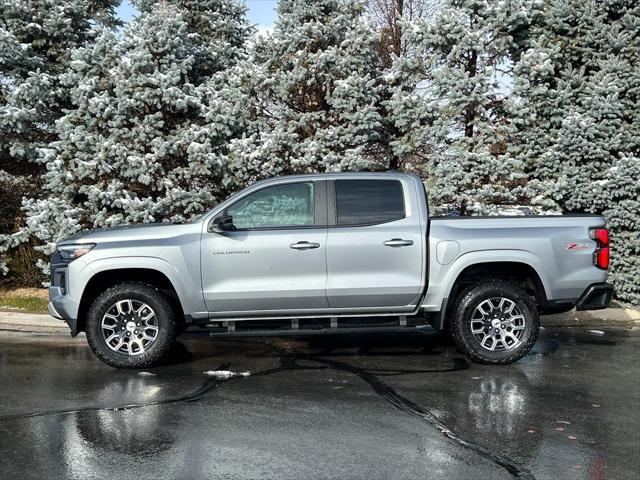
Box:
228, 182, 315, 229
336, 180, 404, 226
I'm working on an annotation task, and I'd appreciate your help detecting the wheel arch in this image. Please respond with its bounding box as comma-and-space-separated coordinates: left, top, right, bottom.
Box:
452, 259, 545, 298
434, 258, 548, 331
77, 268, 186, 334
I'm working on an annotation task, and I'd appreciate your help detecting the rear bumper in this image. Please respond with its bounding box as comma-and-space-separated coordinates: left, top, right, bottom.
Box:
575, 283, 614, 311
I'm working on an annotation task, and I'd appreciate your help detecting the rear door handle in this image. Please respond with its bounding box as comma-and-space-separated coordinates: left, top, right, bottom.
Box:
384, 238, 414, 247
290, 241, 321, 250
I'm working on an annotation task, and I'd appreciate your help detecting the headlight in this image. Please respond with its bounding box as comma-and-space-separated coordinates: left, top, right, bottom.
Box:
57, 243, 96, 260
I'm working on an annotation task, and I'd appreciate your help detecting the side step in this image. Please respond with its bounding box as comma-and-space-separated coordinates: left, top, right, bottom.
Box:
203, 315, 432, 337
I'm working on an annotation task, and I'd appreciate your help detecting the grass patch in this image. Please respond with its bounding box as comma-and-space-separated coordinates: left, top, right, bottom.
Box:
0, 288, 49, 314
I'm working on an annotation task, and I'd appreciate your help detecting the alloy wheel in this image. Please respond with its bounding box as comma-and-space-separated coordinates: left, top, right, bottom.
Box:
470, 297, 526, 351
101, 299, 159, 356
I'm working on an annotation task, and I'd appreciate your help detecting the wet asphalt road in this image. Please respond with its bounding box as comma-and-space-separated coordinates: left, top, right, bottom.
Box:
0, 326, 638, 480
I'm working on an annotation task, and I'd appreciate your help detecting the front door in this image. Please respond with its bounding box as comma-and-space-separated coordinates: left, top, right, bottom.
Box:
201, 180, 329, 315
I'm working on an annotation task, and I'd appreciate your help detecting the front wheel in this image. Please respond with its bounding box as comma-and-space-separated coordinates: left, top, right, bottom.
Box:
451, 281, 539, 365
85, 282, 178, 368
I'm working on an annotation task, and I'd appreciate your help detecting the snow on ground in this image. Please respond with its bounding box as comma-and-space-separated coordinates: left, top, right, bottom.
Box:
203, 370, 251, 379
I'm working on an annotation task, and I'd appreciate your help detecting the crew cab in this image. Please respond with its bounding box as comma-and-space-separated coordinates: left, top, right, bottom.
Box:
48, 172, 613, 368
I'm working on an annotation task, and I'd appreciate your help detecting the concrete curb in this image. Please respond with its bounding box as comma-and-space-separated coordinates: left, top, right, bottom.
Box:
542, 307, 640, 327
0, 312, 70, 334
0, 307, 638, 334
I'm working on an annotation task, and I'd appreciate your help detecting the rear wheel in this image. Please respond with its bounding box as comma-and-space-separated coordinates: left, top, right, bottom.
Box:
85, 282, 177, 368
451, 281, 539, 365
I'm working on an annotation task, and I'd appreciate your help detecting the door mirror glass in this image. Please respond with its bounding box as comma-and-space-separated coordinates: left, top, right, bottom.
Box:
210, 214, 235, 233
227, 182, 315, 229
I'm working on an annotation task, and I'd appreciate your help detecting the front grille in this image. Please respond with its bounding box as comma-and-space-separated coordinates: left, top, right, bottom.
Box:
50, 250, 71, 294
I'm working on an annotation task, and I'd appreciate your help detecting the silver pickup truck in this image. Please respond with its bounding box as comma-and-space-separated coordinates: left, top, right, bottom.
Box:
48, 172, 613, 368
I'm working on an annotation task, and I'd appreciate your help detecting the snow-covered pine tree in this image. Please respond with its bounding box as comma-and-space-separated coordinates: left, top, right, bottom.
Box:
595, 155, 640, 305
229, 0, 385, 184
364, 0, 440, 171
389, 0, 532, 214
0, 0, 120, 276
24, 0, 252, 263
379, 9, 438, 177
365, 0, 439, 68
511, 0, 639, 304
135, 0, 251, 80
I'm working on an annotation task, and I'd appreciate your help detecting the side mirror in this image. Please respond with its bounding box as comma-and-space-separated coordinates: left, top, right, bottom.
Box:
209, 214, 235, 233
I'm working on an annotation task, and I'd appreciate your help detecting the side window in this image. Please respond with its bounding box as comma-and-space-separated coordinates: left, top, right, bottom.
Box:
335, 180, 405, 226
227, 182, 315, 229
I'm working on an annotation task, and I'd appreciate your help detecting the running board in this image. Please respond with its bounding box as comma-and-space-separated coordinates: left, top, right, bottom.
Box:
199, 315, 433, 337
204, 309, 420, 322
207, 325, 433, 338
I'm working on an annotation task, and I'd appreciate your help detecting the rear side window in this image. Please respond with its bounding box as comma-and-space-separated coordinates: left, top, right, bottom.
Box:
335, 180, 405, 226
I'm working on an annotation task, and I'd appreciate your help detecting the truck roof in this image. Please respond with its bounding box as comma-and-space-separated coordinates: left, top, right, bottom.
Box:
251, 171, 419, 185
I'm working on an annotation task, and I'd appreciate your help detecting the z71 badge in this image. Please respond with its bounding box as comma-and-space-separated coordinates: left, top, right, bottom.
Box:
566, 242, 592, 250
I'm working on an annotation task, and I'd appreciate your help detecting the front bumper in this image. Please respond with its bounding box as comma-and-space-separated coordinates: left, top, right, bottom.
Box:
575, 282, 614, 311
48, 286, 80, 336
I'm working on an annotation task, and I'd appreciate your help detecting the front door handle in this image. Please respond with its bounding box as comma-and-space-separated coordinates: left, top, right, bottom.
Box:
384, 238, 414, 247
290, 241, 321, 250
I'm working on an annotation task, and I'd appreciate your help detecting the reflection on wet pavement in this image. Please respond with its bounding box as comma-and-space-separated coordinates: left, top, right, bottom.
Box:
468, 378, 526, 435
0, 327, 638, 480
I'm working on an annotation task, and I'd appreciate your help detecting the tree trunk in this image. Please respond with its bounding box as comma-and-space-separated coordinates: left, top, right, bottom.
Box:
464, 50, 477, 139
393, 0, 404, 57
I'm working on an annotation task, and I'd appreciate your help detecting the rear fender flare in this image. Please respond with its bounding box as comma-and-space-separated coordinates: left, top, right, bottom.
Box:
440, 250, 551, 303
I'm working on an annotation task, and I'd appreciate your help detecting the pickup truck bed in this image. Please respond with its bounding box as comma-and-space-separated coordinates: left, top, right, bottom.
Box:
426, 215, 611, 320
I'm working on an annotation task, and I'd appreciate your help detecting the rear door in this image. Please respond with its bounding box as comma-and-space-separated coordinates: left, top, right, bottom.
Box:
201, 180, 329, 315
325, 178, 425, 310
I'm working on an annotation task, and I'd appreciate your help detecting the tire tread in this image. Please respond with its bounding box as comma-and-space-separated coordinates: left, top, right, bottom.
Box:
451, 280, 539, 365
85, 281, 177, 368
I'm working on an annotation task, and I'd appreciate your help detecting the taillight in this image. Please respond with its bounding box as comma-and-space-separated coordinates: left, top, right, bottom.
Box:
592, 228, 608, 246
590, 227, 609, 270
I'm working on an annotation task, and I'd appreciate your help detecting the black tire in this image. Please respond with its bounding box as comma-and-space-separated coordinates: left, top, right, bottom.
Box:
451, 280, 539, 365
85, 282, 178, 368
